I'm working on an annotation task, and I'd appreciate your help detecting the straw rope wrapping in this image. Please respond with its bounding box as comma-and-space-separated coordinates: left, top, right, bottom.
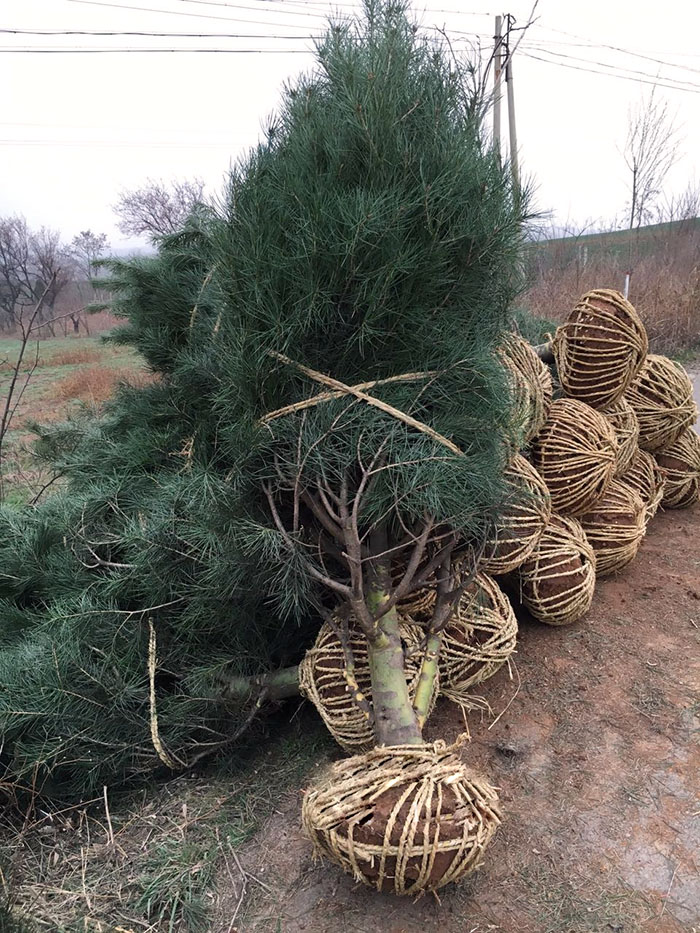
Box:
499, 333, 553, 444
625, 354, 698, 453
531, 398, 618, 516
602, 397, 640, 477
438, 571, 518, 704
512, 513, 596, 626
655, 428, 700, 509
552, 288, 648, 408
618, 447, 665, 524
480, 454, 552, 576
302, 740, 500, 895
298, 615, 438, 753
578, 479, 646, 577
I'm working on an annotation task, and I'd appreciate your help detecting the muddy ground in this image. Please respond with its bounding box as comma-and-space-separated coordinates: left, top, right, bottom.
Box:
224, 503, 700, 933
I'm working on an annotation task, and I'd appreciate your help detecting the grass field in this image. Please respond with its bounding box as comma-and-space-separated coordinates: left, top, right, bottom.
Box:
0, 335, 147, 504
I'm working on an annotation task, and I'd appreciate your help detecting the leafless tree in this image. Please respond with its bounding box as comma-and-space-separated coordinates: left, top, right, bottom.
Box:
113, 178, 207, 241
70, 229, 110, 333
0, 216, 35, 329
624, 90, 680, 232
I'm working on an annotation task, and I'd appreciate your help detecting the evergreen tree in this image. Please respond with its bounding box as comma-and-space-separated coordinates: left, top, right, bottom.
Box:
0, 0, 528, 792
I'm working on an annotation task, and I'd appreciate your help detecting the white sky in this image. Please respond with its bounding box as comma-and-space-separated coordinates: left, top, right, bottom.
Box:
2, 0, 699, 250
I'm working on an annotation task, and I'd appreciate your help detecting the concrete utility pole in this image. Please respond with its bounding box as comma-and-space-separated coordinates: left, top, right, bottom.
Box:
505, 14, 520, 195
493, 15, 503, 158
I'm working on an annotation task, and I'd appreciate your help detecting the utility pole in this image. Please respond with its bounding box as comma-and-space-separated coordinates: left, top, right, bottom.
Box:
505, 14, 520, 195
493, 15, 503, 158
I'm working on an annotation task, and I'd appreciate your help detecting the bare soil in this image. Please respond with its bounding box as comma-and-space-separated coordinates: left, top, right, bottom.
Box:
225, 503, 700, 933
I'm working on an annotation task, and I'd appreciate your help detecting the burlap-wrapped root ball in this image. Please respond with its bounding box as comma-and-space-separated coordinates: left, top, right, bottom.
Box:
602, 397, 640, 477
439, 572, 518, 704
299, 615, 437, 753
625, 354, 698, 452
302, 741, 500, 895
499, 333, 553, 443
512, 514, 596, 626
552, 288, 648, 408
619, 448, 665, 524
480, 454, 552, 575
655, 429, 700, 509
531, 398, 618, 515
578, 480, 646, 577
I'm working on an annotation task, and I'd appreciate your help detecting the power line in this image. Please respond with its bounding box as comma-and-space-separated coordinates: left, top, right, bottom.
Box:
523, 44, 700, 91
65, 0, 329, 29
0, 28, 321, 38
521, 51, 700, 95
0, 46, 311, 52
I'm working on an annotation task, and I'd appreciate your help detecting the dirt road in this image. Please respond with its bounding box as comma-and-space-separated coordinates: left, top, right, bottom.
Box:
230, 503, 700, 933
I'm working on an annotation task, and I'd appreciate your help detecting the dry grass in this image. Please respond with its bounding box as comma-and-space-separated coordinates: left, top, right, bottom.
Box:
53, 365, 154, 404
525, 228, 700, 353
1, 719, 331, 932
46, 346, 103, 367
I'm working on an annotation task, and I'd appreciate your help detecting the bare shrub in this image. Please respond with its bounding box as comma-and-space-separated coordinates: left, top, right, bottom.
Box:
47, 346, 103, 366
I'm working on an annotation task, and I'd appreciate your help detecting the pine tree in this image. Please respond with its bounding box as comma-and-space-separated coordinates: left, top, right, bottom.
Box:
0, 0, 528, 793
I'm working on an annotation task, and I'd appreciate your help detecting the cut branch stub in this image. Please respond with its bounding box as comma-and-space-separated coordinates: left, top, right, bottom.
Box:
552, 289, 648, 409
624, 354, 698, 453
480, 453, 552, 576
302, 740, 501, 895
298, 613, 437, 753
577, 479, 646, 577
654, 428, 700, 509
511, 513, 596, 626
530, 398, 618, 516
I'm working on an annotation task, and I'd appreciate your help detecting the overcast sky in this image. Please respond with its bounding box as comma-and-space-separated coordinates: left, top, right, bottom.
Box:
2, 0, 699, 250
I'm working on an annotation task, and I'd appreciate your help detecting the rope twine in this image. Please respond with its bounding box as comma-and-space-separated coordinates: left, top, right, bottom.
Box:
438, 571, 518, 704
512, 513, 596, 627
262, 351, 462, 455
531, 398, 618, 516
625, 353, 698, 453
552, 288, 648, 408
301, 740, 501, 895
655, 428, 700, 509
578, 479, 646, 577
298, 614, 437, 753
147, 619, 182, 770
480, 453, 552, 576
618, 447, 665, 524
602, 396, 640, 477
499, 333, 553, 443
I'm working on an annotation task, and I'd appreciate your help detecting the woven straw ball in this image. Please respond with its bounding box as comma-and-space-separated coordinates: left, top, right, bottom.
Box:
480, 454, 552, 576
578, 480, 646, 577
513, 513, 596, 626
602, 397, 640, 477
618, 448, 665, 524
298, 615, 437, 754
531, 398, 618, 516
499, 333, 553, 443
552, 288, 648, 408
302, 741, 500, 895
439, 571, 518, 702
625, 354, 697, 452
655, 429, 700, 509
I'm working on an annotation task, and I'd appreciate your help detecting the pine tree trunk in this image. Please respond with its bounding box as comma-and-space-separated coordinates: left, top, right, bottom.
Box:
220, 665, 300, 701
365, 529, 422, 747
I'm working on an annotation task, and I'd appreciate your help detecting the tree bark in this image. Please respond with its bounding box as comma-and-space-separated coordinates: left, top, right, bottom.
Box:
365, 530, 423, 747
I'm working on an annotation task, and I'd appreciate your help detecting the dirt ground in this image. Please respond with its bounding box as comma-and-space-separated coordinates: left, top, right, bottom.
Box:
226, 502, 700, 933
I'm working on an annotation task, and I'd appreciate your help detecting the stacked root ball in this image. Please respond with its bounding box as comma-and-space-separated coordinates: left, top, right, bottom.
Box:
300, 287, 698, 897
